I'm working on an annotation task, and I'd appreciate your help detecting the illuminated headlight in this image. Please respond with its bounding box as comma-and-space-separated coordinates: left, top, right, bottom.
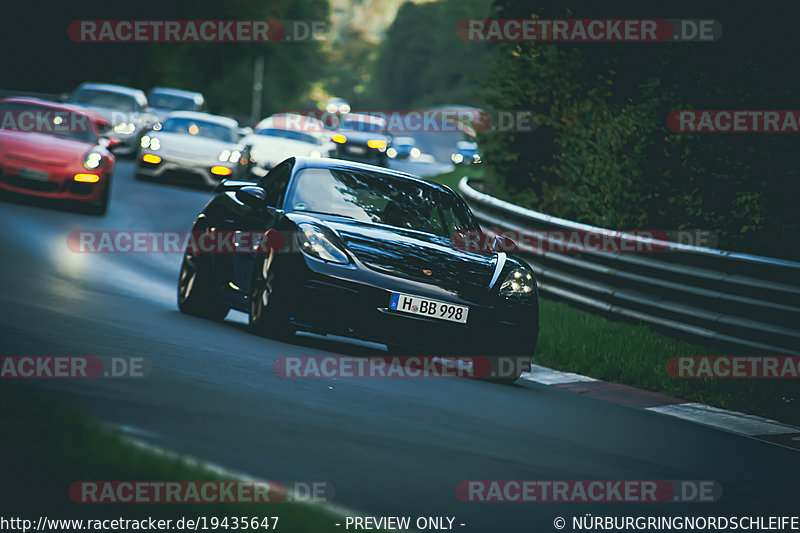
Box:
473, 154, 482, 163
339, 104, 351, 113
367, 139, 387, 151
499, 267, 535, 296
228, 150, 241, 163
410, 147, 421, 158
83, 152, 103, 170
218, 149, 232, 162
296, 223, 349, 264
386, 147, 397, 158
140, 136, 160, 150
451, 153, 464, 164
113, 122, 135, 135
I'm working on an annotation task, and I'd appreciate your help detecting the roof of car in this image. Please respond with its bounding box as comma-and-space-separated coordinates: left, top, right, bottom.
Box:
150, 87, 203, 98
1, 97, 94, 116
164, 111, 238, 127
74, 83, 144, 98
292, 156, 453, 194
341, 113, 387, 125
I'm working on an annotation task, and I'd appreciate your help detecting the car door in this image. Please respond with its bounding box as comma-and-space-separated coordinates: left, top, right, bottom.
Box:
213, 161, 293, 309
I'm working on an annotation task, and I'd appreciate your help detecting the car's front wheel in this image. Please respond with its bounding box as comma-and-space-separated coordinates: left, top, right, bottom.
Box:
177, 244, 229, 320
248, 251, 294, 340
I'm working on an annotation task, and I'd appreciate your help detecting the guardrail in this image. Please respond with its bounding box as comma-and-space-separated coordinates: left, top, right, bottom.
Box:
458, 178, 800, 355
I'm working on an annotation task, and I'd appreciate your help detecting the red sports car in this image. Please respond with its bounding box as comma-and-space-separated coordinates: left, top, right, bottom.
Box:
0, 97, 117, 215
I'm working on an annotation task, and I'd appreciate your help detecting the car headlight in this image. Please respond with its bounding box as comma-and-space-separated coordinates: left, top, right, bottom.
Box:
218, 149, 232, 162
140, 136, 160, 150
410, 147, 421, 158
473, 153, 482, 163
451, 153, 464, 164
113, 122, 135, 135
296, 223, 350, 264
83, 151, 104, 170
386, 147, 397, 158
499, 267, 535, 296
367, 139, 387, 151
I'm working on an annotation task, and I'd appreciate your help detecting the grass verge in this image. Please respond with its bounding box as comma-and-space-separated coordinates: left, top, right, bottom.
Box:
426, 170, 798, 427
0, 382, 346, 531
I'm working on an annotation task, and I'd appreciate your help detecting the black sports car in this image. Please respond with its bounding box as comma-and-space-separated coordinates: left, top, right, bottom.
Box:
177, 157, 538, 382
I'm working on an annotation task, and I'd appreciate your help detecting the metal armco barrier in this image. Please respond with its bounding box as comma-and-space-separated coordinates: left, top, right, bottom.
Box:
458, 178, 800, 355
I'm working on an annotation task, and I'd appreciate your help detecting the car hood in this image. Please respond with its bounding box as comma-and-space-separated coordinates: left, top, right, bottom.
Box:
0, 130, 93, 166
291, 213, 497, 294
152, 132, 237, 160
338, 129, 388, 144
246, 136, 319, 165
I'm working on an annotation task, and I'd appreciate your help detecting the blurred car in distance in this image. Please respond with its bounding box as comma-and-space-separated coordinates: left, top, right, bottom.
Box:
244, 115, 335, 170
332, 113, 390, 167
147, 87, 206, 124
135, 111, 252, 188
387, 136, 420, 160
69, 83, 157, 157
451, 140, 482, 165
0, 97, 117, 215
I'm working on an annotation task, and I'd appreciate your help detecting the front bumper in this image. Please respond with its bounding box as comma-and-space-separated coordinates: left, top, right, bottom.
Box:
276, 253, 539, 357
0, 164, 108, 203
136, 151, 238, 187
334, 143, 386, 165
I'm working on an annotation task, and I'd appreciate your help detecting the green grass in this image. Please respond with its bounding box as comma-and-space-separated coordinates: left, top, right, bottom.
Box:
538, 298, 798, 426
425, 169, 798, 427
0, 382, 346, 530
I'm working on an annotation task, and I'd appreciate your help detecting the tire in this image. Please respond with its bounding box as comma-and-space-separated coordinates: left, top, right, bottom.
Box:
248, 250, 294, 340
177, 243, 229, 320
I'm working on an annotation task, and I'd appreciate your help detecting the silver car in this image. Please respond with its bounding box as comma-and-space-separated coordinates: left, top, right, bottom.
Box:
135, 111, 251, 187
69, 83, 158, 157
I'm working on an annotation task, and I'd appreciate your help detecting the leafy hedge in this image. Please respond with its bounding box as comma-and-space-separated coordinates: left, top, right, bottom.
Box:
478, 1, 800, 259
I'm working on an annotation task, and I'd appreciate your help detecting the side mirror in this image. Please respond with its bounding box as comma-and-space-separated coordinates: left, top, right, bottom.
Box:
235, 186, 268, 208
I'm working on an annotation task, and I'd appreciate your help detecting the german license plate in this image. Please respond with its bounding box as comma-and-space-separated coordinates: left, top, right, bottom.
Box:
389, 292, 469, 324
347, 145, 367, 155
19, 167, 50, 181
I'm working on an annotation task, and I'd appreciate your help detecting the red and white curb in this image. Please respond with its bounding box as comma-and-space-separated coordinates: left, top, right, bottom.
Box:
521, 365, 800, 451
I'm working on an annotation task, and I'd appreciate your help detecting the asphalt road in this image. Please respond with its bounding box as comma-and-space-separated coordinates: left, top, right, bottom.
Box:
0, 158, 797, 532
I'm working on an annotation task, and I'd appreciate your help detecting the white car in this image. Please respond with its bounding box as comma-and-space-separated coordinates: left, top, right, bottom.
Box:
246, 116, 335, 169
135, 111, 251, 187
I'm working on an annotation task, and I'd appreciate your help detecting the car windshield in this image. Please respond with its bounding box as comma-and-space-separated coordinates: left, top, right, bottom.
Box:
161, 117, 236, 142
149, 93, 199, 111
287, 167, 475, 237
71, 89, 137, 112
341, 118, 385, 134
0, 102, 96, 144
257, 128, 319, 144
